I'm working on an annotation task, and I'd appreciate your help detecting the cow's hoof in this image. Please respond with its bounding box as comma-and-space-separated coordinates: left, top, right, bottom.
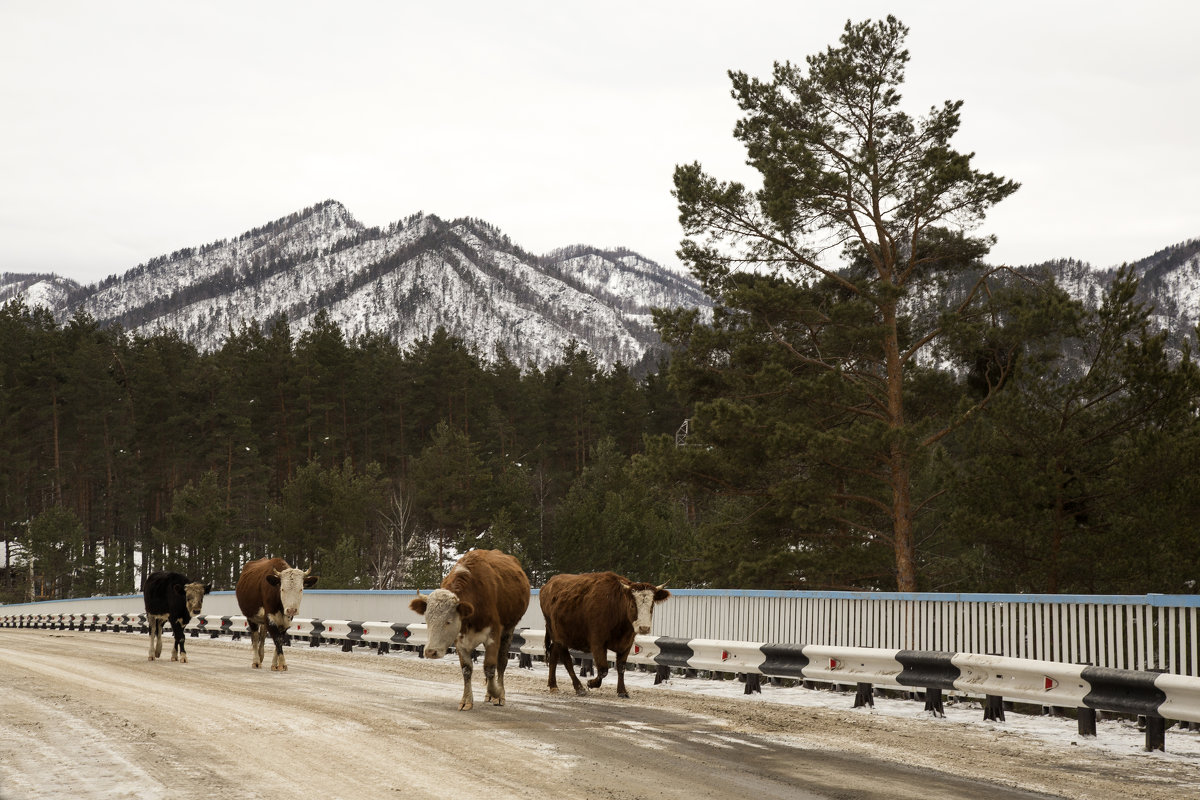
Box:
489, 696, 504, 706
617, 691, 630, 699
459, 702, 473, 711
586, 679, 602, 689
574, 686, 588, 697
547, 686, 559, 693
252, 663, 261, 669
179, 655, 187, 664
170, 654, 178, 662
272, 665, 287, 671
147, 656, 155, 661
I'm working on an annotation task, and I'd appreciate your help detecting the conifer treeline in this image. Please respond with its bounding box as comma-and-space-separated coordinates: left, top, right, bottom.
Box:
4, 262, 1200, 603
0, 301, 686, 601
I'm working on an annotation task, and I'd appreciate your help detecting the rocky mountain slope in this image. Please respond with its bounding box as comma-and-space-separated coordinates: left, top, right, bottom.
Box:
0, 201, 711, 371
2, 201, 1197, 369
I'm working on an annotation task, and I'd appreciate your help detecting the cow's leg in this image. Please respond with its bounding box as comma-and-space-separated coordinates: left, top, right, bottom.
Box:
148, 616, 164, 660
268, 622, 287, 671
485, 627, 513, 706
556, 643, 586, 695
545, 630, 560, 691
457, 648, 474, 711
170, 618, 187, 663
615, 648, 630, 698
249, 621, 265, 668
586, 639, 610, 690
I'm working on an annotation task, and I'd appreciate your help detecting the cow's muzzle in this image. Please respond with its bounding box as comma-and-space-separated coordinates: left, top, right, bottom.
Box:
423, 648, 442, 660
285, 608, 299, 617
636, 626, 651, 635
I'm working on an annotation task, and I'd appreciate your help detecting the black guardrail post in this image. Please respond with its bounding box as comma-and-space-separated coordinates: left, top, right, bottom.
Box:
1077, 707, 1097, 737
896, 650, 957, 718
744, 673, 761, 695
509, 628, 532, 667
854, 682, 874, 708
924, 688, 945, 717
984, 694, 1006, 722
343, 622, 364, 652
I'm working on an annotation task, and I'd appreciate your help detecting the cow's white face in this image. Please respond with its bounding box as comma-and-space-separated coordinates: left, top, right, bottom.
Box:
414, 588, 473, 660
627, 584, 670, 636
183, 582, 211, 616
273, 567, 315, 619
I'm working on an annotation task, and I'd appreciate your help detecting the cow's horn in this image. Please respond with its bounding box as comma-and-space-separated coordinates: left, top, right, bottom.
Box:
304, 567, 312, 577
656, 582, 668, 591
273, 568, 283, 578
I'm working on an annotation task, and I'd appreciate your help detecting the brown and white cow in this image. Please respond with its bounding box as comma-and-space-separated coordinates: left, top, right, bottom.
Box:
235, 557, 318, 671
539, 571, 670, 698
409, 549, 531, 710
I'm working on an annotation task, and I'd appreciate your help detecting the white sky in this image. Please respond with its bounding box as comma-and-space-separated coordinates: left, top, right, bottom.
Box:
2, 1, 1197, 286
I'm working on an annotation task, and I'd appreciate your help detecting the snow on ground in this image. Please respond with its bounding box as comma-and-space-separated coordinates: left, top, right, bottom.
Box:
204, 630, 1200, 763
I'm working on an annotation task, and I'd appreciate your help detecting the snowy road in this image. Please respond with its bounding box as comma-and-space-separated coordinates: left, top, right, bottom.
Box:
1, 628, 1196, 799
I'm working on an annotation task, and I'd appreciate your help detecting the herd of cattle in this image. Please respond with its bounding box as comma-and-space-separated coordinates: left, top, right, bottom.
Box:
142, 549, 670, 710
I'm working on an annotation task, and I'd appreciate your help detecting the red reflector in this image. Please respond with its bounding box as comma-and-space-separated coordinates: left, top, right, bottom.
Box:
721, 650, 731, 661
829, 658, 841, 670
633, 645, 641, 655
1045, 677, 1058, 690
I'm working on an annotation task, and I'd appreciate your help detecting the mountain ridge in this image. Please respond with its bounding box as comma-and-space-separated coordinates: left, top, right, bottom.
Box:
1, 200, 711, 372
3, 201, 1198, 369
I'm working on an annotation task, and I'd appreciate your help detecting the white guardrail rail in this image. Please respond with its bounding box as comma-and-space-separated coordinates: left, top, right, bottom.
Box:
4, 610, 1199, 752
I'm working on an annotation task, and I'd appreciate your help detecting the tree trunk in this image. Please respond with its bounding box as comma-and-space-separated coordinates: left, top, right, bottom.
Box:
884, 301, 917, 591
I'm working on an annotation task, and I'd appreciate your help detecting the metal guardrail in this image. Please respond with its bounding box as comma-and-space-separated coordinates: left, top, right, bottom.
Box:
4, 609, 1198, 751
7, 589, 1200, 675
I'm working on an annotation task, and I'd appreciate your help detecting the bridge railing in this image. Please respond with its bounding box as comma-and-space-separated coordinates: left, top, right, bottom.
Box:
3, 589, 1199, 674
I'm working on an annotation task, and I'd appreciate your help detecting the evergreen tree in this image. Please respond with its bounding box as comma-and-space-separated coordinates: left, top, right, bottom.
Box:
932, 267, 1200, 592
667, 16, 1021, 589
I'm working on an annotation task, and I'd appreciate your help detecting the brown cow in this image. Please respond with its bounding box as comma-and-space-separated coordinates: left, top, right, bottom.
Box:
540, 571, 670, 698
235, 557, 318, 671
409, 549, 530, 710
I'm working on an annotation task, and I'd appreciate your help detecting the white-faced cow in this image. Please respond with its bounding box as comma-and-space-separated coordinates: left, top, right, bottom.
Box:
143, 571, 211, 663
409, 549, 531, 710
235, 557, 318, 671
540, 571, 670, 698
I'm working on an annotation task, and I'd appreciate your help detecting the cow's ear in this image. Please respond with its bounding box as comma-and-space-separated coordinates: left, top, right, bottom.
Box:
303, 574, 319, 588
203, 583, 213, 594
173, 583, 185, 595
266, 574, 281, 587
457, 600, 475, 619
654, 588, 671, 603
409, 597, 428, 615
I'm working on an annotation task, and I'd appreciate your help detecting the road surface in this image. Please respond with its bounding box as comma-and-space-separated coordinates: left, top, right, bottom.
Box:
0, 628, 1194, 799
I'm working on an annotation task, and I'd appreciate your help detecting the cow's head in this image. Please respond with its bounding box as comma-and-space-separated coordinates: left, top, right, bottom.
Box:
409, 588, 474, 660
267, 567, 318, 619
180, 581, 212, 616
622, 582, 670, 636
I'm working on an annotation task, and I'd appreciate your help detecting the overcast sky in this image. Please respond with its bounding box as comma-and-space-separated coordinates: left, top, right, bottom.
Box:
2, 1, 1197, 286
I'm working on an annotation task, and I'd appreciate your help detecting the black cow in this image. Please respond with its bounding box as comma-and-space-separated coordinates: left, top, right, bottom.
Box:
143, 571, 211, 663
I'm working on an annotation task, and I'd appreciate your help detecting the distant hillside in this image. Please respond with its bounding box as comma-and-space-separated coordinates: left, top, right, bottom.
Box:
0, 201, 711, 372
3, 202, 1197, 369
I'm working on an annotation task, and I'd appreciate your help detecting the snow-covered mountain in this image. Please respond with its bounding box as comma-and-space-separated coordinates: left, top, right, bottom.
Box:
1031, 238, 1200, 343
2, 201, 1196, 369
0, 201, 712, 371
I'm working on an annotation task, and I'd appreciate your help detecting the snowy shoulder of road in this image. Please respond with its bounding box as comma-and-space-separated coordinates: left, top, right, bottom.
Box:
276, 632, 1200, 761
